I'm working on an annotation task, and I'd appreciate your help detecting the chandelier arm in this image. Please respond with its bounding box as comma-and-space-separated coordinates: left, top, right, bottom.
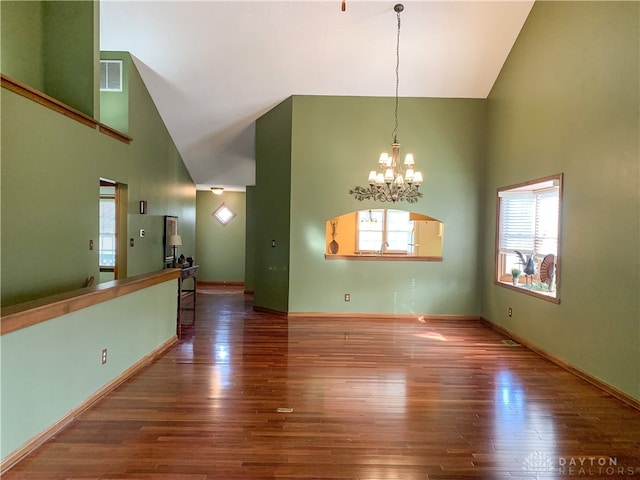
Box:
349, 181, 422, 203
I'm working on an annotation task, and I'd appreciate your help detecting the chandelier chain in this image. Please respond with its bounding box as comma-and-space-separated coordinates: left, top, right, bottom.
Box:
393, 7, 401, 143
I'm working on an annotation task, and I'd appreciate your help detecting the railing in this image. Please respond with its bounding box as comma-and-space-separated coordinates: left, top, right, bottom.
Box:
1, 73, 133, 144
1, 269, 180, 335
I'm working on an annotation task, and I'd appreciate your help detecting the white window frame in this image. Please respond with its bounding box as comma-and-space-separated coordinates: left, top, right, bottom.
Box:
212, 203, 236, 226
99, 195, 116, 268
100, 60, 123, 92
357, 209, 411, 254
495, 174, 563, 303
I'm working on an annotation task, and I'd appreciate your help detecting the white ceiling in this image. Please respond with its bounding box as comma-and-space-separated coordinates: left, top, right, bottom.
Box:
100, 0, 534, 191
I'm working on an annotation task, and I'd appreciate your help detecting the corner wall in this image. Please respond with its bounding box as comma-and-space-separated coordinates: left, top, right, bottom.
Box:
0, 1, 96, 116
42, 0, 96, 116
245, 186, 257, 293
0, 1, 45, 91
482, 1, 640, 400
253, 98, 293, 313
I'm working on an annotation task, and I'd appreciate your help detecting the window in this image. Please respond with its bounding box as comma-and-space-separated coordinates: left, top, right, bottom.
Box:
212, 204, 236, 226
495, 174, 563, 302
99, 196, 116, 267
100, 60, 123, 92
357, 209, 412, 253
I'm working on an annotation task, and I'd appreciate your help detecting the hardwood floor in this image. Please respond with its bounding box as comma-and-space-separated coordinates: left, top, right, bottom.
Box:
5, 287, 640, 479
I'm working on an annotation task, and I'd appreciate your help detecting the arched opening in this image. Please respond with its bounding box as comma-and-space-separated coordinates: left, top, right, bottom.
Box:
325, 209, 443, 260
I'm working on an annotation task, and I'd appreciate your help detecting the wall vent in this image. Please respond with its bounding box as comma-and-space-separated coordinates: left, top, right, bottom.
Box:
100, 60, 123, 92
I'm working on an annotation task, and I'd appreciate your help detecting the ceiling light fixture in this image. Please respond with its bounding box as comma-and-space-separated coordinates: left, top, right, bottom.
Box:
350, 4, 423, 204
211, 187, 224, 195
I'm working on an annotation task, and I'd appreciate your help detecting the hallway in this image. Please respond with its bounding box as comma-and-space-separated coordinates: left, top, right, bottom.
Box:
5, 286, 640, 479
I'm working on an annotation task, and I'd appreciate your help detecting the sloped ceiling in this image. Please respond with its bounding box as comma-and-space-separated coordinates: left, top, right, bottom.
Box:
100, 1, 534, 191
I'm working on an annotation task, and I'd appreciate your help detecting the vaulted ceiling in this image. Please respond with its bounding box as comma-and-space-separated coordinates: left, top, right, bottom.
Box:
100, 1, 534, 191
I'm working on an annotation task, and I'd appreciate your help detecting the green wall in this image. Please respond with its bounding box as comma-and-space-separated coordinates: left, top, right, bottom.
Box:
195, 190, 246, 283
42, 1, 97, 116
100, 51, 130, 134
123, 53, 195, 278
245, 186, 257, 293
253, 98, 293, 313
1, 279, 177, 460
0, 1, 96, 116
0, 1, 45, 91
482, 1, 639, 400
1, 4, 195, 305
284, 95, 486, 315
253, 96, 486, 315
1, 59, 195, 305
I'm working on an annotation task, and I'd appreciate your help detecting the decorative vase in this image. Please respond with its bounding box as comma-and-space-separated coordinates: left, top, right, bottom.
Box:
328, 218, 339, 254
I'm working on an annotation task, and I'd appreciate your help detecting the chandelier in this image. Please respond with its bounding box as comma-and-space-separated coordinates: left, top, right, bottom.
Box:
350, 4, 423, 204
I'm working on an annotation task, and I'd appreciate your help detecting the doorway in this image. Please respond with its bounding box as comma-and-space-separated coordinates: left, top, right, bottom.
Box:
99, 179, 128, 282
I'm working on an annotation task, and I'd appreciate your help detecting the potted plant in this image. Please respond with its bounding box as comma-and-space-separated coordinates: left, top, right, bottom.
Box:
511, 268, 522, 286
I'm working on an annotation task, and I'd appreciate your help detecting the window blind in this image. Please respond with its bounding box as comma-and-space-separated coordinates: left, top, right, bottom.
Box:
499, 189, 559, 255
499, 194, 536, 252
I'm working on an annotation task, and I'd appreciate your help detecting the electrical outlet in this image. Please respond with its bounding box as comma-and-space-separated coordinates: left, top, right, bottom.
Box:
508, 307, 513, 317
101, 348, 108, 365
139, 229, 145, 237
344, 293, 350, 302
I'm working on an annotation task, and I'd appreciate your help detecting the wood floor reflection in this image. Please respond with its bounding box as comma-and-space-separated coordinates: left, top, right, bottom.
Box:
5, 286, 640, 479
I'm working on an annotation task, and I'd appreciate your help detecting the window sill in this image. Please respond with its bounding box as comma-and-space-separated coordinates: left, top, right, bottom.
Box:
495, 280, 560, 304
325, 254, 443, 262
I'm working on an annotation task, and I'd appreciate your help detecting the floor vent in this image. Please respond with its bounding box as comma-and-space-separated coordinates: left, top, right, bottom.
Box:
501, 339, 520, 347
